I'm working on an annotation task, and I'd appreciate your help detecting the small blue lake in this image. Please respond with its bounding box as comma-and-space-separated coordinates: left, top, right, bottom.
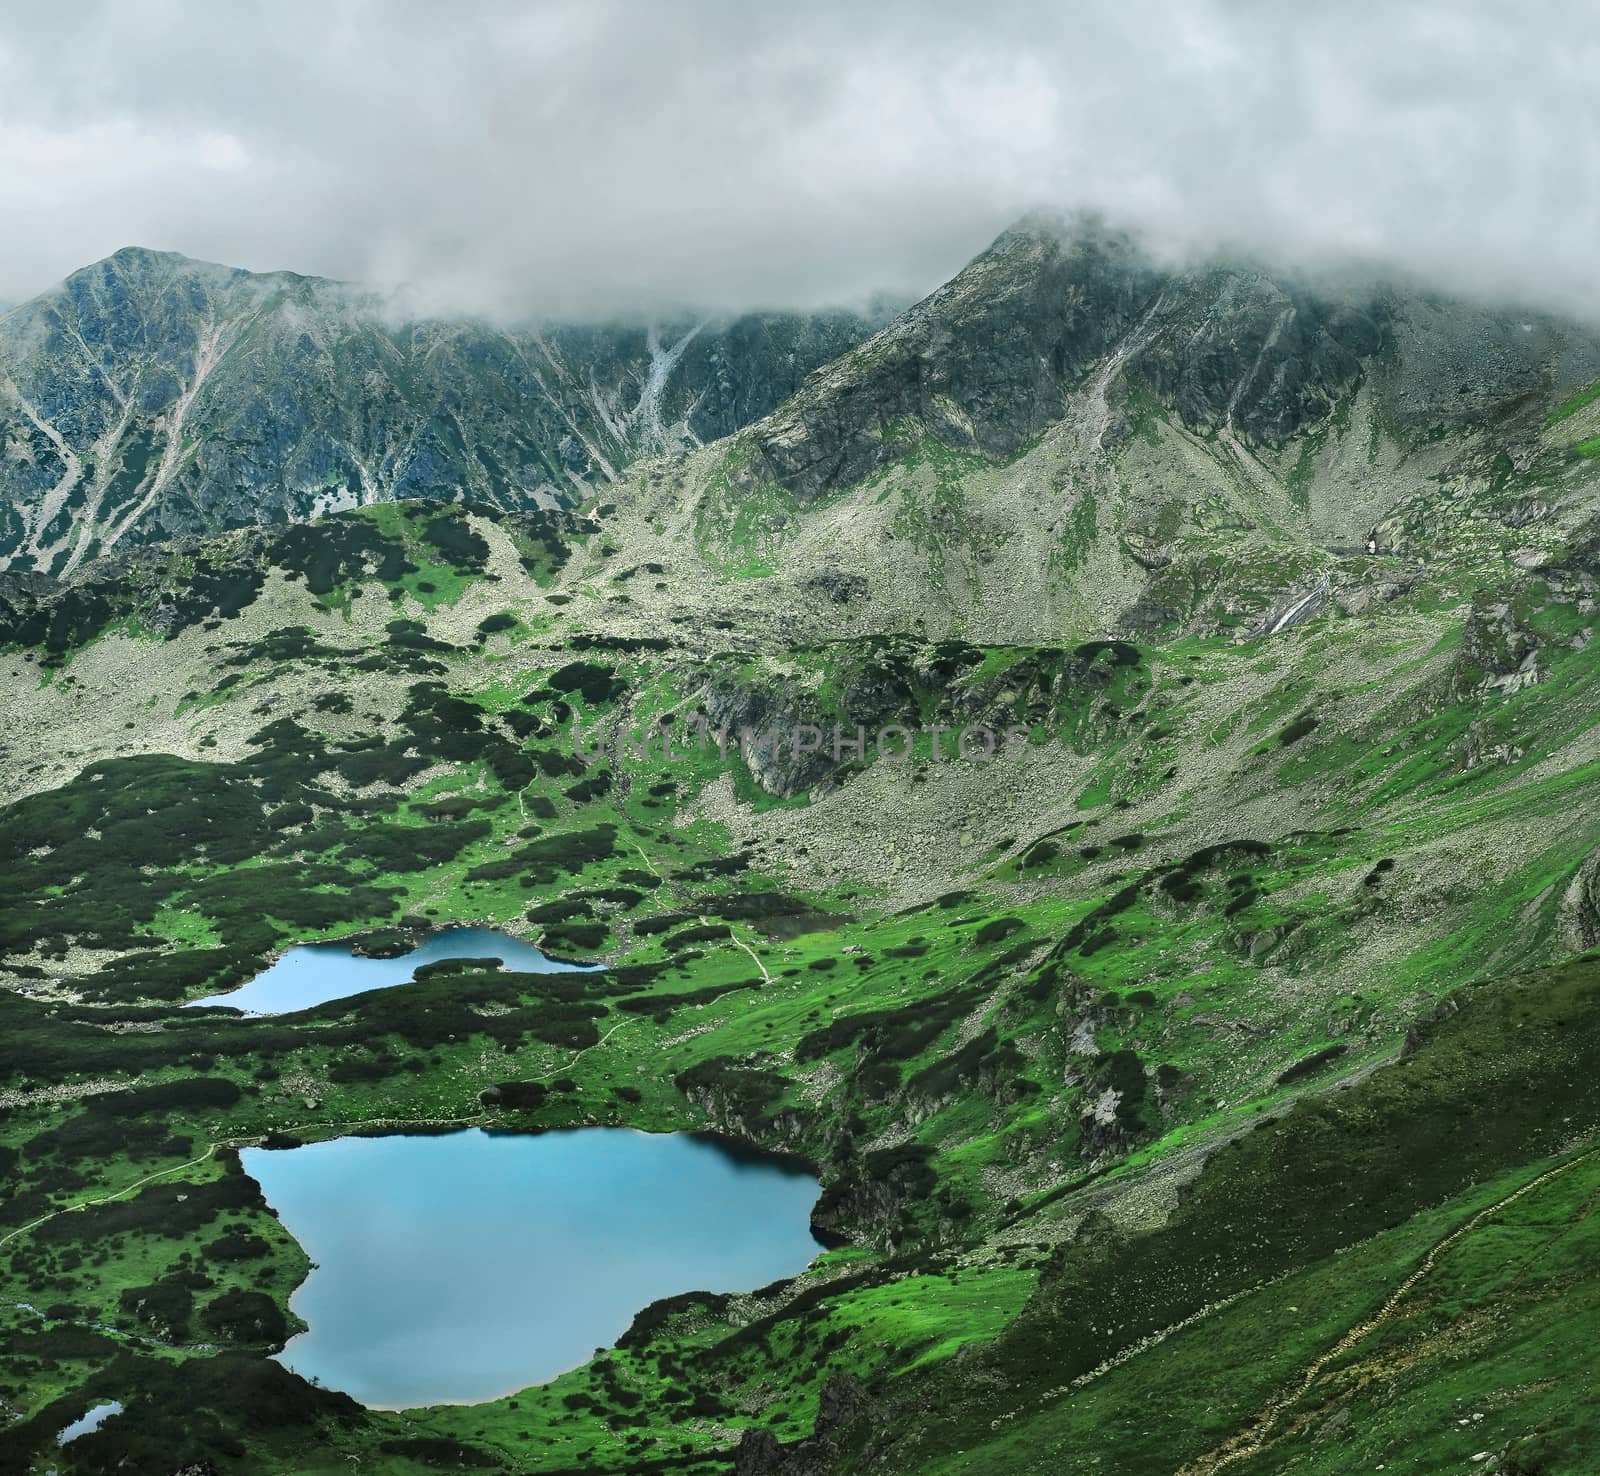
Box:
57, 1400, 123, 1444
188, 926, 596, 1014
242, 1128, 825, 1408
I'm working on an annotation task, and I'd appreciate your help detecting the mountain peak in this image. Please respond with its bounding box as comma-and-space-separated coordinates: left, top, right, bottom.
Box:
0, 253, 889, 575
67, 244, 251, 288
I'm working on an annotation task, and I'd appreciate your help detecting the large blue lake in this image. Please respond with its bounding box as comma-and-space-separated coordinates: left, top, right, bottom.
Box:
242, 1128, 825, 1408
188, 926, 595, 1014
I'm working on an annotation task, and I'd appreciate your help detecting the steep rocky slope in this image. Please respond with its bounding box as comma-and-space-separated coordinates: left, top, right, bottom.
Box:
604, 217, 1600, 645
0, 248, 889, 575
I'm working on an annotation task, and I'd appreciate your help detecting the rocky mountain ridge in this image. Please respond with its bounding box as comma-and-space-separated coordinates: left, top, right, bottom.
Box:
739, 216, 1600, 504
0, 247, 891, 575
596, 216, 1600, 646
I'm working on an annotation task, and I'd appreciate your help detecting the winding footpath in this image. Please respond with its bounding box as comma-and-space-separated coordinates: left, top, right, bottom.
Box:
0, 1146, 220, 1252
1178, 1144, 1600, 1475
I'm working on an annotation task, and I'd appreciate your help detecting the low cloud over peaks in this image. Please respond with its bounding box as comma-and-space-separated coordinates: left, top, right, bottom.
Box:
1, 1, 1595, 320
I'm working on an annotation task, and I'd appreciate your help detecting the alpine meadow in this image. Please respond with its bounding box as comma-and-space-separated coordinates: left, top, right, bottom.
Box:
2, 8, 1599, 1476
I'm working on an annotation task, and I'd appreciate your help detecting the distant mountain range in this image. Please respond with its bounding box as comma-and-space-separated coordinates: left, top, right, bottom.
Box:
10, 221, 1599, 646
0, 247, 892, 574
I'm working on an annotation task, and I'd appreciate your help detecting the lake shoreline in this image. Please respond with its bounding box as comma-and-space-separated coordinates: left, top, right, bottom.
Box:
186, 924, 599, 1014
184, 915, 606, 1008
243, 1125, 827, 1408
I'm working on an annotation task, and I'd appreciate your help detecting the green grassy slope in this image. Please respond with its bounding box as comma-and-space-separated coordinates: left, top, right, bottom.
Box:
0, 403, 1596, 1476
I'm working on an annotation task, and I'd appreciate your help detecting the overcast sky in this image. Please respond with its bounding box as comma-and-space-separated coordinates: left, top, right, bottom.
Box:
1, 0, 1596, 320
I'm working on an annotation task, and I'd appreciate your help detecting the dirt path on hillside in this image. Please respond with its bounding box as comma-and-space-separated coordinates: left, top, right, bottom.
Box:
1178, 1145, 1600, 1475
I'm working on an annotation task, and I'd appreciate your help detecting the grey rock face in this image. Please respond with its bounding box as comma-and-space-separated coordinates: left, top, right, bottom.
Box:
0, 247, 889, 573
736, 215, 1600, 507
1124, 269, 1388, 440
1562, 849, 1600, 952
750, 221, 1166, 502
1452, 595, 1549, 696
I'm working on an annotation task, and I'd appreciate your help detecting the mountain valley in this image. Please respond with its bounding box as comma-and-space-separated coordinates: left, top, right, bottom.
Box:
1, 219, 1599, 1475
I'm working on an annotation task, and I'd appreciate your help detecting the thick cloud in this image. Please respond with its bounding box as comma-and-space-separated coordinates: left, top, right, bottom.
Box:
0, 0, 1595, 319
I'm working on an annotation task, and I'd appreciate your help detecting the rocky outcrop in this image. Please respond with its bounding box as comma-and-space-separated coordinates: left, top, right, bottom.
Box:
1561, 849, 1600, 953
734, 1376, 870, 1476
1451, 594, 1549, 697
694, 638, 1146, 798
1070, 1047, 1152, 1162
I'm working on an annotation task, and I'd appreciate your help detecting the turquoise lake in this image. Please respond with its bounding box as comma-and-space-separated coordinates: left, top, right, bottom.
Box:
241, 1128, 825, 1408
187, 926, 596, 1014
